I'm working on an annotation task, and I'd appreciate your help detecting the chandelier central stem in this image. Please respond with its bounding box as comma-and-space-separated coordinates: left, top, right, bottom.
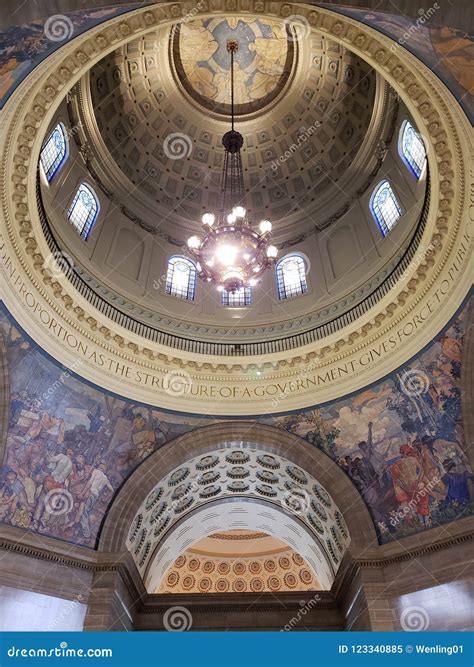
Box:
186, 39, 278, 293
229, 39, 236, 132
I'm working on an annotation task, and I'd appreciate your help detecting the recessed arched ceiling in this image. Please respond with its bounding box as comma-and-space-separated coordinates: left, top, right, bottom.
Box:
127, 447, 350, 592
82, 16, 390, 242
156, 530, 321, 594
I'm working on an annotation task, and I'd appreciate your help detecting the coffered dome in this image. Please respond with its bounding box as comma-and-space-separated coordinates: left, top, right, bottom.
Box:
39, 8, 427, 357
80, 17, 389, 242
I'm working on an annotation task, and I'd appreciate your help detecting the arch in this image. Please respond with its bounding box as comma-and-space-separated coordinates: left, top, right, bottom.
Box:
39, 122, 68, 182
369, 179, 402, 237
99, 422, 376, 562
398, 119, 427, 179
144, 499, 335, 592
165, 256, 196, 301
67, 182, 100, 240
276, 253, 308, 300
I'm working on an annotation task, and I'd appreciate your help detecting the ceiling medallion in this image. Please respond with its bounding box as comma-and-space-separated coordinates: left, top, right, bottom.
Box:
186, 39, 278, 293
172, 17, 294, 116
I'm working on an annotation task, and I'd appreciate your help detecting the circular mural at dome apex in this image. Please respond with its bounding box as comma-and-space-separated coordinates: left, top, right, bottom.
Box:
172, 17, 295, 116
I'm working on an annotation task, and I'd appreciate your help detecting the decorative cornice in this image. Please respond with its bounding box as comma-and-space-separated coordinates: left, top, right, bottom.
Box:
356, 530, 474, 568
37, 175, 429, 350
0, 523, 472, 599
140, 592, 338, 614
208, 531, 267, 540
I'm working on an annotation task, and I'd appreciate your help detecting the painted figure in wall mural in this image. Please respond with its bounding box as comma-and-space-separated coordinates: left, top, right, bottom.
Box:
267, 310, 473, 542
0, 311, 201, 546
0, 304, 472, 548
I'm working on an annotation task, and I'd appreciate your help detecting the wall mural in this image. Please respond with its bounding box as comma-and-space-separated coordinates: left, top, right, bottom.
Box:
0, 4, 147, 108
0, 5, 471, 119
323, 4, 473, 122
0, 300, 472, 549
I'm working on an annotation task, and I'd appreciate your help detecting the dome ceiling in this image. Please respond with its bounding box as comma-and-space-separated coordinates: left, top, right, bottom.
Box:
157, 530, 320, 594
84, 17, 388, 242
42, 13, 419, 349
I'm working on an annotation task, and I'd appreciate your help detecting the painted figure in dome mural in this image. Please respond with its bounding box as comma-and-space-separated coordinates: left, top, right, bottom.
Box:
441, 459, 474, 506
0, 470, 30, 524
79, 461, 114, 540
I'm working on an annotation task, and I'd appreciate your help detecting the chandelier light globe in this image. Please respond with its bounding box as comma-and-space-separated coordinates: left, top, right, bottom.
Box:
187, 235, 202, 250
202, 212, 216, 227
266, 245, 278, 259
185, 39, 279, 293
259, 219, 272, 234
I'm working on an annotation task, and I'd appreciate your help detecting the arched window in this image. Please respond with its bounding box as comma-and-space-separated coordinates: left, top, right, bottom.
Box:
399, 120, 426, 179
369, 180, 402, 237
276, 254, 308, 300
165, 256, 196, 301
222, 286, 251, 308
67, 183, 99, 240
40, 122, 68, 182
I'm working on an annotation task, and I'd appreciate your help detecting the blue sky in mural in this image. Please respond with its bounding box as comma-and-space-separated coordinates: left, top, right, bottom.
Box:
0, 4, 148, 108
0, 299, 472, 549
319, 4, 473, 122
